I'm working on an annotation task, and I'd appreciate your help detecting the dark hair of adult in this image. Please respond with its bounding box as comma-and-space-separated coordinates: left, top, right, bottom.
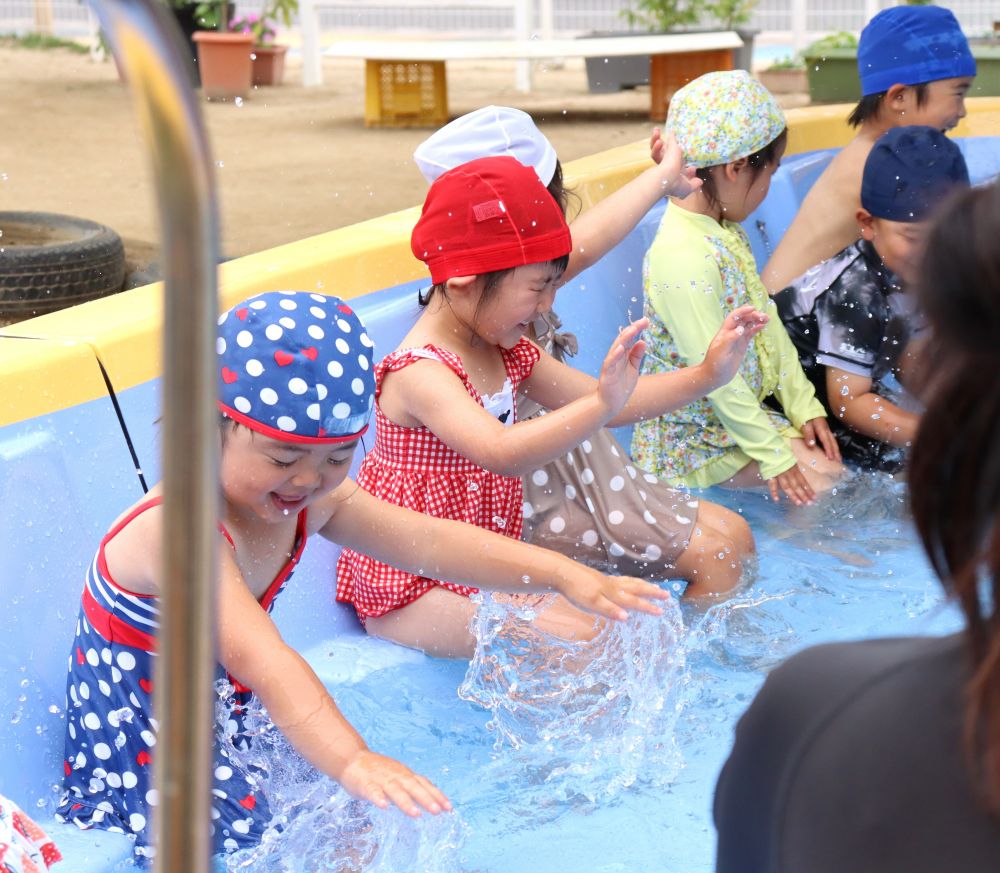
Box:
847, 83, 930, 128
909, 181, 1000, 815
695, 128, 789, 211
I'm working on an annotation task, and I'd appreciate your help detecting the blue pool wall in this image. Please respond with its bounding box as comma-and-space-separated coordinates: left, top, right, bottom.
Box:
0, 136, 997, 868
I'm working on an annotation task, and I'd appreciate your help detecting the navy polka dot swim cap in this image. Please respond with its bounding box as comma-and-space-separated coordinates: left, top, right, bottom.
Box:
216, 291, 375, 443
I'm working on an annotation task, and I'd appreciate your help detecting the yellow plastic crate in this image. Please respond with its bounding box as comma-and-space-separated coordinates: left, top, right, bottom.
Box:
364, 59, 449, 128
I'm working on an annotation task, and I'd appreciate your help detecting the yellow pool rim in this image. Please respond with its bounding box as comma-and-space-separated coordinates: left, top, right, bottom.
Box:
2, 98, 998, 427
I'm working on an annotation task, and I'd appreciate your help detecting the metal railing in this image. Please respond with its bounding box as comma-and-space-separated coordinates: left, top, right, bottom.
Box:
84, 0, 219, 870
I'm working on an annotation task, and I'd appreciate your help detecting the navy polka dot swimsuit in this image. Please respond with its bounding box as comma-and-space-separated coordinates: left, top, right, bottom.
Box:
56, 497, 307, 858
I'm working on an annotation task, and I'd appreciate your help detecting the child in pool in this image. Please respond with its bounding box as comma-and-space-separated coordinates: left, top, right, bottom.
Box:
758, 5, 975, 293
412, 106, 756, 599
633, 70, 844, 506
336, 155, 769, 658
774, 126, 970, 472
56, 291, 671, 858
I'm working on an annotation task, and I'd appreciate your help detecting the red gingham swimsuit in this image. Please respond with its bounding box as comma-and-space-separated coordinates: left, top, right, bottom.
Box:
336, 340, 540, 620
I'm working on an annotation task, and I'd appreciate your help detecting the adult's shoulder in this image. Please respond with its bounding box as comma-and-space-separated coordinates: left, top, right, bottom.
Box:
715, 634, 978, 873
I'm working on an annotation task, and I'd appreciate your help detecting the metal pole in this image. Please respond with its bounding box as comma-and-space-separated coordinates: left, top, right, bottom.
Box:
85, 2, 219, 871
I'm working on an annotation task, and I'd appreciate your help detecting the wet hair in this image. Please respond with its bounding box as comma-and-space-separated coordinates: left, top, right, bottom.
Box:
418, 156, 573, 318
847, 82, 930, 128
908, 181, 1000, 816
695, 128, 788, 211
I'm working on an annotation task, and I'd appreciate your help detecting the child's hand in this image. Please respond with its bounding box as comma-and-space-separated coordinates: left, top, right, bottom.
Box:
339, 750, 452, 818
597, 318, 649, 415
650, 128, 702, 200
800, 416, 842, 462
559, 564, 672, 622
701, 305, 769, 389
768, 466, 816, 507
650, 126, 666, 164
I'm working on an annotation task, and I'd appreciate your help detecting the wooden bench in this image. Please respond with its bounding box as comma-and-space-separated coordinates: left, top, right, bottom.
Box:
304, 32, 743, 127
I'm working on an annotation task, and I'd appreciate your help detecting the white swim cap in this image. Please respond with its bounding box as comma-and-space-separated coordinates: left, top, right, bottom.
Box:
413, 105, 559, 187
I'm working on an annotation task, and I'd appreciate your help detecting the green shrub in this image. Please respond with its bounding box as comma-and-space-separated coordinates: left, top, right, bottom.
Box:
767, 54, 805, 71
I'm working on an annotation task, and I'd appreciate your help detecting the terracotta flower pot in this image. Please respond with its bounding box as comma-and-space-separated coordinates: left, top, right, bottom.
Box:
251, 44, 288, 87
192, 31, 254, 101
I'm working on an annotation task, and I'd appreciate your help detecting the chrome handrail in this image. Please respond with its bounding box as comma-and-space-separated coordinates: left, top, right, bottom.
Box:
85, 2, 219, 871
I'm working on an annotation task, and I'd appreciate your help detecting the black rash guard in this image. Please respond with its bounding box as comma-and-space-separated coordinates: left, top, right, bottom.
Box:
714, 633, 1000, 873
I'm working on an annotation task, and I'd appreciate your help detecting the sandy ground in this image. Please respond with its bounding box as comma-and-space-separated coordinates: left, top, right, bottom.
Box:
0, 40, 807, 273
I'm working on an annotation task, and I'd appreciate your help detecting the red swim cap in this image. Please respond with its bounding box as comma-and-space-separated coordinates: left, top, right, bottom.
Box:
411, 155, 572, 285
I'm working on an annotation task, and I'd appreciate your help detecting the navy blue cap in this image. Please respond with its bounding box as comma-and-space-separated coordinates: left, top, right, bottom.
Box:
858, 6, 976, 97
861, 126, 970, 222
217, 291, 376, 443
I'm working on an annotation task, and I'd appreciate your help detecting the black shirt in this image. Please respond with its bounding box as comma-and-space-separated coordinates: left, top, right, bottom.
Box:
714, 633, 1000, 873
773, 240, 925, 470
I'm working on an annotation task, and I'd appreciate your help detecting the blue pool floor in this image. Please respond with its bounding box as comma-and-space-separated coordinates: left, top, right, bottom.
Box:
212, 470, 958, 873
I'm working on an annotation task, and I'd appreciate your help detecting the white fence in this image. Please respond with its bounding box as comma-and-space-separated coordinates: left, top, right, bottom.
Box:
2, 0, 997, 44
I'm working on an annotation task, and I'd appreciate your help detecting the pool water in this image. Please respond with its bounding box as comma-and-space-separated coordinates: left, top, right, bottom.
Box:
223, 471, 960, 873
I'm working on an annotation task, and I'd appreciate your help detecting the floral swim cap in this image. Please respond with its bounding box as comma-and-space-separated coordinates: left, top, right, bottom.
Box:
665, 70, 786, 169
216, 291, 376, 443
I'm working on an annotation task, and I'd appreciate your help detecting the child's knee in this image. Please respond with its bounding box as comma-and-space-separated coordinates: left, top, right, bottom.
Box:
695, 502, 755, 559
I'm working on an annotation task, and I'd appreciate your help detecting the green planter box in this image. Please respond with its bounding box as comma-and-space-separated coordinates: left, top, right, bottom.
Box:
803, 44, 1000, 104
802, 47, 858, 103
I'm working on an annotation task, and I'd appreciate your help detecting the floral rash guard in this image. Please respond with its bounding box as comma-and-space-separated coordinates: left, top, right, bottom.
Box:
632, 204, 825, 489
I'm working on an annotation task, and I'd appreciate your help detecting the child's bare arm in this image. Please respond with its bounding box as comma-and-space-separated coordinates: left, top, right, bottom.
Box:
321, 484, 671, 622
526, 305, 769, 427
563, 130, 700, 282
895, 335, 932, 402
826, 366, 918, 448
216, 553, 450, 817
389, 324, 651, 478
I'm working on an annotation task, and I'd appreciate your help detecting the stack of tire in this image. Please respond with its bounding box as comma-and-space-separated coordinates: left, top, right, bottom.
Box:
0, 212, 126, 326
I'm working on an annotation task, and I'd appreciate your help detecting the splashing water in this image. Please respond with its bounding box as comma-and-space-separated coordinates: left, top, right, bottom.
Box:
458, 592, 686, 803
215, 686, 467, 873
154, 474, 961, 873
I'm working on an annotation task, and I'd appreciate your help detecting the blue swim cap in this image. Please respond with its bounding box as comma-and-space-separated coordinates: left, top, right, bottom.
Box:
216, 291, 376, 443
861, 126, 970, 222
858, 6, 976, 97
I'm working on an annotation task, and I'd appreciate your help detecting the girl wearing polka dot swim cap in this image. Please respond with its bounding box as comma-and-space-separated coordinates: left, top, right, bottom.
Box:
57, 290, 675, 859
336, 156, 770, 658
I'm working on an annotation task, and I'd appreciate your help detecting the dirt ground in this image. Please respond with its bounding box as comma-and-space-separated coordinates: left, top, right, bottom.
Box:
0, 40, 807, 273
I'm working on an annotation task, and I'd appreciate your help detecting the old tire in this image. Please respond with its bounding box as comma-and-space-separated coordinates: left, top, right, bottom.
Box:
0, 211, 126, 322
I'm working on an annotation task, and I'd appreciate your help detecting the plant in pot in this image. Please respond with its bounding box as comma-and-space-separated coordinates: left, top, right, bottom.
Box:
757, 53, 807, 96
229, 0, 296, 87
801, 30, 860, 104
167, 0, 233, 85
189, 0, 254, 101
620, 0, 758, 118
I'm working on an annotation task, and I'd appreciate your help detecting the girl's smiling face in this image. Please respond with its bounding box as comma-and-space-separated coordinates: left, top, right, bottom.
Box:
220, 423, 358, 522
469, 262, 563, 348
